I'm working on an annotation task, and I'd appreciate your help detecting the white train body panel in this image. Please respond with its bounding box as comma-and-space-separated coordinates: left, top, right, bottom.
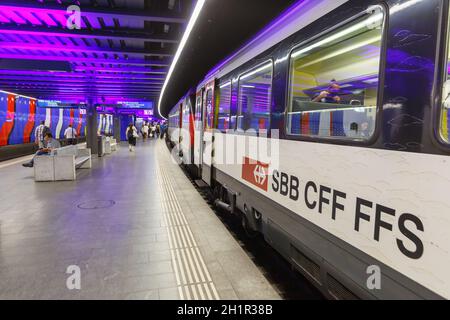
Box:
213, 136, 450, 298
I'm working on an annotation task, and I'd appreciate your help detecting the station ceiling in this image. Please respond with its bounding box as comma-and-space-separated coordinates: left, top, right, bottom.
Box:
0, 0, 296, 115
0, 0, 194, 103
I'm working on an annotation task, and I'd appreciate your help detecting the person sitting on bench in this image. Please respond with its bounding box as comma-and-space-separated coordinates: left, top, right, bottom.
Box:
22, 132, 61, 168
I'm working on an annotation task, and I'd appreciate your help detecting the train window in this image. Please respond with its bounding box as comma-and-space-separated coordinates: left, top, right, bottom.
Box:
169, 112, 178, 128
195, 96, 202, 130
218, 81, 232, 131
287, 8, 384, 140
441, 8, 450, 143
238, 62, 273, 133
205, 89, 214, 130
182, 102, 190, 129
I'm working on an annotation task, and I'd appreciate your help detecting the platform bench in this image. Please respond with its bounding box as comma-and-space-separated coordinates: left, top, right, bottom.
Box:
110, 138, 118, 151
105, 137, 118, 154
34, 145, 92, 182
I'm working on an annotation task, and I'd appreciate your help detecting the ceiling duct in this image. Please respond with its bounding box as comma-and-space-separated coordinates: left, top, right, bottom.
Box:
0, 59, 73, 72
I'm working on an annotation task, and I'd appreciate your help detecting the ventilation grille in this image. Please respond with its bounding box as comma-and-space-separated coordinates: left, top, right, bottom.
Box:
327, 275, 359, 300
290, 245, 321, 285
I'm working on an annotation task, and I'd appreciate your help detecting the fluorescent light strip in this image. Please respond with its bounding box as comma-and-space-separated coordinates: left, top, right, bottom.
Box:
158, 0, 207, 119
220, 81, 232, 89
296, 35, 381, 69
391, 0, 425, 14
289, 105, 376, 114
363, 78, 379, 84
0, 90, 36, 100
240, 63, 272, 81
291, 12, 383, 59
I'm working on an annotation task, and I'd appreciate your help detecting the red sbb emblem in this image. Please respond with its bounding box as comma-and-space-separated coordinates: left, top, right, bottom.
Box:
242, 157, 269, 192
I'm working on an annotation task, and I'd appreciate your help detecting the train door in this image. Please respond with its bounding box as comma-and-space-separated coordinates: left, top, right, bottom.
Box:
178, 102, 182, 144
194, 90, 204, 175
201, 80, 216, 185
180, 96, 195, 165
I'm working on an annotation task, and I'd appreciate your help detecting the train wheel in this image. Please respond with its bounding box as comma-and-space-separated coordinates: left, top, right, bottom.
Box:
241, 214, 258, 239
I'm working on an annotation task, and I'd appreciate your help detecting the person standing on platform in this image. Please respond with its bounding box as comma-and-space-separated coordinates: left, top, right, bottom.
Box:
155, 123, 161, 139
150, 122, 156, 139
64, 124, 77, 145
126, 123, 138, 152
141, 122, 149, 141
34, 121, 48, 149
160, 121, 167, 140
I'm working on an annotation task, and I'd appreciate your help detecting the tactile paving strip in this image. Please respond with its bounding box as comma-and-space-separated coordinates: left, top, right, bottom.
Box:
156, 152, 219, 300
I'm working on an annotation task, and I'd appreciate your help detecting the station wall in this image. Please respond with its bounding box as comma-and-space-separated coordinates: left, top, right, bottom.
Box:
0, 91, 86, 147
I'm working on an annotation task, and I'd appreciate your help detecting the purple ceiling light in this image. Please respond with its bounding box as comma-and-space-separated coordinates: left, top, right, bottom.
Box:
0, 53, 170, 67
0, 26, 179, 44
0, 3, 187, 25
0, 41, 174, 57
73, 66, 169, 74
0, 77, 164, 85
0, 0, 191, 103
0, 69, 165, 80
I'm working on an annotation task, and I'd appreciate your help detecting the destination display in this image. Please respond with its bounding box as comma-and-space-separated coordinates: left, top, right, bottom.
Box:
37, 100, 87, 108
117, 101, 153, 109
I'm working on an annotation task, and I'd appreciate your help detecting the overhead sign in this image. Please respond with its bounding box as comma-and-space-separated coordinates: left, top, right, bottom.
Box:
117, 101, 153, 109
38, 100, 86, 108
37, 100, 60, 108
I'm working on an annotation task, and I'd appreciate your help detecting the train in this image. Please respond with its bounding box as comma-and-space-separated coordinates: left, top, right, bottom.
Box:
167, 0, 450, 300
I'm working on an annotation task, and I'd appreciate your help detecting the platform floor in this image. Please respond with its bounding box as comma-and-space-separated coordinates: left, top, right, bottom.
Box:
0, 139, 280, 300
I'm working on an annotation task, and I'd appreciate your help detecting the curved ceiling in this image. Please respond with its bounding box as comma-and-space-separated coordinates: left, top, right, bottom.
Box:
159, 0, 296, 118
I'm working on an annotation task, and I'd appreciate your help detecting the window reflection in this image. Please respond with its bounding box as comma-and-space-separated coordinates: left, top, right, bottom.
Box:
238, 63, 273, 133
287, 9, 384, 140
218, 82, 231, 131
205, 89, 214, 130
441, 52, 450, 141
195, 96, 202, 131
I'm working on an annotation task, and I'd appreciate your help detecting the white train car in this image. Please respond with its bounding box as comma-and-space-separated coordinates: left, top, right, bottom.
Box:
168, 0, 450, 299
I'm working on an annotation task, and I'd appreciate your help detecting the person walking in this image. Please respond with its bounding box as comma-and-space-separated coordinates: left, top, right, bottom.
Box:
126, 123, 138, 152
64, 124, 77, 145
150, 122, 156, 139
141, 122, 149, 141
160, 121, 167, 140
155, 123, 161, 139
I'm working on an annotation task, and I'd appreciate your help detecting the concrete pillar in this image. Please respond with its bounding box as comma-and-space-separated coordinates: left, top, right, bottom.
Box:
86, 102, 98, 154
113, 114, 121, 142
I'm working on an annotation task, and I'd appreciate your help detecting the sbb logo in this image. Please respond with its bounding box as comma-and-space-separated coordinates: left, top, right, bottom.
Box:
254, 165, 267, 186
242, 157, 269, 192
